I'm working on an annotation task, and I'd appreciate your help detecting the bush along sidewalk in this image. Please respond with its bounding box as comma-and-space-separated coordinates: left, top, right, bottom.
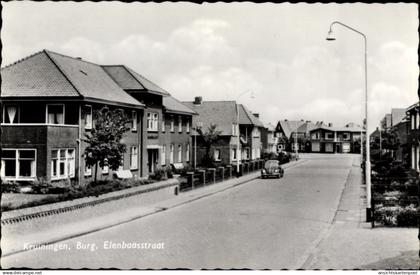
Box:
1, 177, 155, 212
371, 159, 419, 227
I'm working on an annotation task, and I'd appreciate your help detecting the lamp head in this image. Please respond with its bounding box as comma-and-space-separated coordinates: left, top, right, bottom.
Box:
326, 29, 336, 41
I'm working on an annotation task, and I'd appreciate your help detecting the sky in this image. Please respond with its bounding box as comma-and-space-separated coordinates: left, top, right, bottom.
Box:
1, 2, 419, 132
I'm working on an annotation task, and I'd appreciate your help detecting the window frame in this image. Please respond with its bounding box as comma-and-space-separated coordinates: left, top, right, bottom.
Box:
170, 116, 175, 132
178, 116, 182, 133
51, 148, 76, 180
46, 104, 65, 125
170, 144, 174, 164
186, 144, 190, 162
1, 149, 37, 180
82, 105, 93, 130
132, 110, 138, 132
214, 149, 221, 162
2, 104, 20, 124
130, 146, 138, 170
178, 144, 183, 163
161, 146, 166, 165
147, 112, 159, 132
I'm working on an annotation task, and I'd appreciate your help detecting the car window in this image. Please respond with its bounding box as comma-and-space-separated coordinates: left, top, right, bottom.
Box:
264, 160, 279, 169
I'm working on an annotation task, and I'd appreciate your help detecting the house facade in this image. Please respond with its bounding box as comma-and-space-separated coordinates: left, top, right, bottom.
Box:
275, 120, 315, 152
183, 97, 264, 167
102, 65, 196, 174
261, 123, 278, 154
309, 124, 364, 154
1, 50, 146, 184
406, 102, 419, 172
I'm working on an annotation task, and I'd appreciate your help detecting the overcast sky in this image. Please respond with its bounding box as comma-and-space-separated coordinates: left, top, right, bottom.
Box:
2, 2, 418, 131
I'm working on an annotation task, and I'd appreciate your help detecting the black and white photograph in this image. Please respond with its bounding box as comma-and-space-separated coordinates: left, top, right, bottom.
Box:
0, 1, 419, 272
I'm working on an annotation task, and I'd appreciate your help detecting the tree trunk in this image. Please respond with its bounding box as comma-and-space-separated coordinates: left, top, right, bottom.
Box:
94, 162, 98, 183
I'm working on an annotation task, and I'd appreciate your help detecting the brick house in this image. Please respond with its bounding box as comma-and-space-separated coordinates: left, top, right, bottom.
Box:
1, 50, 146, 184
183, 97, 264, 167
309, 123, 364, 153
406, 101, 419, 172
102, 65, 196, 174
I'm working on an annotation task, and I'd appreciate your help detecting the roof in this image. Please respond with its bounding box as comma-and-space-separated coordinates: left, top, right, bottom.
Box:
391, 108, 406, 126
310, 123, 365, 133
1, 50, 144, 109
277, 120, 306, 138
163, 96, 197, 115
102, 65, 170, 96
238, 104, 265, 127
406, 101, 419, 112
183, 101, 264, 136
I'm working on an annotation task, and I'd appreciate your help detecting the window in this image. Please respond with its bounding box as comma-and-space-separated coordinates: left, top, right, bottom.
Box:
51, 149, 75, 180
147, 112, 158, 131
325, 132, 334, 140
178, 116, 182, 133
170, 145, 174, 164
85, 165, 92, 177
161, 146, 166, 165
244, 148, 250, 160
252, 148, 256, 160
231, 148, 237, 160
214, 149, 221, 161
1, 149, 36, 180
132, 111, 137, 131
256, 148, 261, 159
130, 146, 138, 170
253, 128, 260, 138
102, 159, 109, 174
343, 133, 350, 140
3, 105, 19, 124
162, 116, 165, 132
178, 144, 182, 163
47, 104, 64, 124
82, 105, 92, 130
186, 121, 190, 133
186, 144, 190, 162
170, 116, 175, 132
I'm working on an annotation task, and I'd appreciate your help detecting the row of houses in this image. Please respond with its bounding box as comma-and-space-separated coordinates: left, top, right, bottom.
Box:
370, 102, 420, 172
0, 50, 272, 185
275, 120, 364, 154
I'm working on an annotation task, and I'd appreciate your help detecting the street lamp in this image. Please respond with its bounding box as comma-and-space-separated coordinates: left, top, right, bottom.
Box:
235, 90, 254, 177
326, 21, 372, 222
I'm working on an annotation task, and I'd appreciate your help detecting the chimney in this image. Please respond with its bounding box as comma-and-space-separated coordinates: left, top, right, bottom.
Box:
253, 113, 259, 118
328, 123, 333, 127
76, 57, 82, 60
194, 96, 203, 105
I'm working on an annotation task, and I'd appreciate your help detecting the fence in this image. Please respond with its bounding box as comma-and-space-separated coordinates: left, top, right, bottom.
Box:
179, 160, 264, 192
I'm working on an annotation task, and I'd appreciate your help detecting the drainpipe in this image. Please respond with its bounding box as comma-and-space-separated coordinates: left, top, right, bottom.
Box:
78, 104, 82, 185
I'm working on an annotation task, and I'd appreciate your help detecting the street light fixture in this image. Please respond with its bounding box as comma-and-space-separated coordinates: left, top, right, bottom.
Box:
326, 21, 372, 223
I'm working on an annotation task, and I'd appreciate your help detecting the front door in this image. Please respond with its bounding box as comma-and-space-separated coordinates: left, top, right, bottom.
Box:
148, 149, 159, 173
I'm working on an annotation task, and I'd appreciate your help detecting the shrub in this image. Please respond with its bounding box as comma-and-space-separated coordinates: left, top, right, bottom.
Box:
1, 182, 20, 193
149, 168, 167, 181
397, 205, 418, 227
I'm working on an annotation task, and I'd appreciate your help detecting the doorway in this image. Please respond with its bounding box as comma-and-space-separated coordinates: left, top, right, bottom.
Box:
147, 149, 159, 174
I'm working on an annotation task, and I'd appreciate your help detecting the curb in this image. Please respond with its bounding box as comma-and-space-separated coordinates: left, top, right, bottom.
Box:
2, 159, 304, 258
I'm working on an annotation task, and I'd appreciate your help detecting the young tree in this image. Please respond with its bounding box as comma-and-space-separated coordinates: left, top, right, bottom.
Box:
84, 106, 131, 183
197, 124, 222, 167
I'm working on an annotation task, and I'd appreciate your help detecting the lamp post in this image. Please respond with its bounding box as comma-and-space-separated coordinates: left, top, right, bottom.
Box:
235, 90, 254, 177
326, 21, 372, 222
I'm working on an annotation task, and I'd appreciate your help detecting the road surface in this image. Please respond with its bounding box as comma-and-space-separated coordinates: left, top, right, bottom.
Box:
2, 154, 358, 269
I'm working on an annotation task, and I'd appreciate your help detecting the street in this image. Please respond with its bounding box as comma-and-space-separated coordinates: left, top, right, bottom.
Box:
3, 154, 359, 269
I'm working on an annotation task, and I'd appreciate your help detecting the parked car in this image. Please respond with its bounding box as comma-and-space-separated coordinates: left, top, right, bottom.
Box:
261, 160, 284, 179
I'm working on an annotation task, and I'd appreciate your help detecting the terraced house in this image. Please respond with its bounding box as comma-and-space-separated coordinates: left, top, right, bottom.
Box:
183, 97, 264, 167
1, 49, 196, 183
1, 50, 146, 184
102, 65, 196, 174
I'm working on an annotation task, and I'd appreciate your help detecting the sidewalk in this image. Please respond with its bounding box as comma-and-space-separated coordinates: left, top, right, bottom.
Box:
2, 159, 305, 257
302, 158, 418, 270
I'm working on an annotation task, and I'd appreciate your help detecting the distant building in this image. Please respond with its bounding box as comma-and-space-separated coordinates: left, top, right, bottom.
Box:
261, 122, 278, 154
309, 123, 365, 154
406, 102, 419, 172
184, 97, 264, 167
275, 120, 316, 152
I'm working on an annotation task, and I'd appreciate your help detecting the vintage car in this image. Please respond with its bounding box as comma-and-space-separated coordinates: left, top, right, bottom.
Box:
261, 160, 284, 179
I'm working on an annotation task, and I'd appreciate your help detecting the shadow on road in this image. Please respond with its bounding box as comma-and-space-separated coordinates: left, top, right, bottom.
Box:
358, 250, 418, 270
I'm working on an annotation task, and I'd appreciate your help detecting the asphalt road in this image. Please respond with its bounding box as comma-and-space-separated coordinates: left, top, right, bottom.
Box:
2, 154, 357, 269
